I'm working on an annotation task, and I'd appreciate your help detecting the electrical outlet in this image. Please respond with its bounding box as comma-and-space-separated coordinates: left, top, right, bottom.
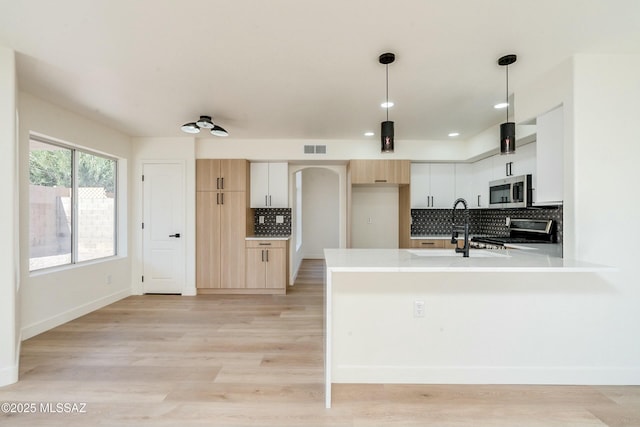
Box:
105, 274, 112, 284
259, 216, 265, 224
367, 217, 373, 224
506, 216, 511, 226
414, 300, 425, 318
276, 215, 284, 224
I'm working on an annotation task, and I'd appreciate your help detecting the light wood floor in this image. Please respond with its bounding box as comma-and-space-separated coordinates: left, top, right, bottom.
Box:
1, 259, 639, 426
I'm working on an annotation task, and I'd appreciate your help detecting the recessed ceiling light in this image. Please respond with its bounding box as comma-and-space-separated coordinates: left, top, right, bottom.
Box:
364, 131, 375, 136
381, 101, 394, 108
448, 132, 460, 137
494, 102, 509, 109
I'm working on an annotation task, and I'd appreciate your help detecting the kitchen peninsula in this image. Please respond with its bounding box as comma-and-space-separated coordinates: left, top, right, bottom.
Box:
323, 248, 615, 408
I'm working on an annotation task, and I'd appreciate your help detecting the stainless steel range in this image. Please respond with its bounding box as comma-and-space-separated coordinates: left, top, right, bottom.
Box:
471, 218, 556, 249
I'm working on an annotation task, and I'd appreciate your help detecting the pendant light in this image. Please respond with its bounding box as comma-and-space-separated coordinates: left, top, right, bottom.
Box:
180, 115, 229, 136
379, 52, 395, 153
498, 54, 517, 155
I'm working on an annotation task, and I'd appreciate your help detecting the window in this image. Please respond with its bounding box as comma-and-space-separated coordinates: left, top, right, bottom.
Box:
29, 136, 117, 271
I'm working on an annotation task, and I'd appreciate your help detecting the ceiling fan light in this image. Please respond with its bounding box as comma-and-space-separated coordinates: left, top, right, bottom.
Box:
196, 115, 214, 129
181, 122, 201, 134
211, 125, 229, 137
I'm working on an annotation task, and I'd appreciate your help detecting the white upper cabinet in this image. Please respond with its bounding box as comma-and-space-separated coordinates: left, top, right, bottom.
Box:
534, 105, 564, 205
471, 156, 493, 208
250, 162, 289, 208
453, 163, 475, 208
410, 163, 455, 208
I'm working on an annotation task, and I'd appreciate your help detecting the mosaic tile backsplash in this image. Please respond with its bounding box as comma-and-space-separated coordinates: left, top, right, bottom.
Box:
253, 208, 292, 236
411, 205, 563, 243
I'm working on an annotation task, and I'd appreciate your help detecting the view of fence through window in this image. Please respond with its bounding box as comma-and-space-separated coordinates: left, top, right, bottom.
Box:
29, 137, 117, 271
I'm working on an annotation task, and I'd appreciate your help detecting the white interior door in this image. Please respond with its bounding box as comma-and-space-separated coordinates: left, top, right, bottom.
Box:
142, 162, 185, 294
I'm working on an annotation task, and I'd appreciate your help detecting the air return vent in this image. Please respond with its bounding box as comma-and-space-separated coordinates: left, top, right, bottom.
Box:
303, 145, 327, 154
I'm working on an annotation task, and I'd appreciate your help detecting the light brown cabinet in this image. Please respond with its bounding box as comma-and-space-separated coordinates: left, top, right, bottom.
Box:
196, 159, 248, 291
410, 238, 458, 249
196, 159, 247, 192
245, 240, 287, 294
350, 160, 410, 185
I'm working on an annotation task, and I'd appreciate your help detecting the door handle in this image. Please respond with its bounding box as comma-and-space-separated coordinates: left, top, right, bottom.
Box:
169, 233, 181, 238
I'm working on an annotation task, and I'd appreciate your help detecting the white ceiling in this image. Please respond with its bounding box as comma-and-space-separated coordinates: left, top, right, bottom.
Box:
2, 0, 640, 141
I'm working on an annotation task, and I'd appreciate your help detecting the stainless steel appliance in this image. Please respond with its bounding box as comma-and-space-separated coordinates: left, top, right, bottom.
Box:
470, 218, 556, 249
489, 174, 532, 208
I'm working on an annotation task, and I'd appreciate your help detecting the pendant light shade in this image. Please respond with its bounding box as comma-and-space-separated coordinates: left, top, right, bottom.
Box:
379, 52, 396, 153
381, 120, 394, 152
181, 115, 229, 136
500, 122, 516, 154
498, 54, 517, 155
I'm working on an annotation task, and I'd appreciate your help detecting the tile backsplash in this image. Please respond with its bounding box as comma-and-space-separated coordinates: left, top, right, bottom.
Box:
253, 208, 292, 236
411, 205, 563, 243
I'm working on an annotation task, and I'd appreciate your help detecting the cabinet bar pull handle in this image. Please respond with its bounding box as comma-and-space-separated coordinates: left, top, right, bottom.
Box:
221, 177, 224, 189
374, 179, 387, 183
265, 195, 268, 206
216, 177, 220, 189
421, 242, 435, 245
261, 249, 265, 262
216, 193, 220, 205
220, 193, 224, 205
265, 249, 269, 262
258, 242, 271, 246
477, 194, 481, 207
269, 195, 272, 206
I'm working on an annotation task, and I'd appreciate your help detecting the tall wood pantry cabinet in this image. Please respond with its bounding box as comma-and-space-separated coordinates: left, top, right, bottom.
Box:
196, 159, 248, 292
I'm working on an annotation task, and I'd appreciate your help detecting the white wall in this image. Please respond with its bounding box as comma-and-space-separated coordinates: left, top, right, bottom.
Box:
301, 168, 340, 258
289, 164, 347, 282
197, 138, 469, 162
18, 92, 132, 340
131, 137, 196, 295
0, 46, 19, 386
351, 187, 399, 248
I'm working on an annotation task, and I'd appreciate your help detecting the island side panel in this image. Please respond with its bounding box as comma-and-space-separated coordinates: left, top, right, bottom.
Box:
330, 270, 635, 385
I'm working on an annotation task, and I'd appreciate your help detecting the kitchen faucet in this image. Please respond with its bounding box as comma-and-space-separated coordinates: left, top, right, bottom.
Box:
451, 198, 470, 257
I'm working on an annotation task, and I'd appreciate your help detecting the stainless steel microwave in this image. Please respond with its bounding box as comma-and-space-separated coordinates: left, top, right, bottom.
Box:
489, 174, 532, 208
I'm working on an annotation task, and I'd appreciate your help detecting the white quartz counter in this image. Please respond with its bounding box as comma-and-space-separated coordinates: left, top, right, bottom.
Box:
324, 247, 612, 273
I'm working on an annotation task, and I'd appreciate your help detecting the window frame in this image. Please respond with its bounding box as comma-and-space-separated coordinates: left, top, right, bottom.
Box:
29, 134, 119, 272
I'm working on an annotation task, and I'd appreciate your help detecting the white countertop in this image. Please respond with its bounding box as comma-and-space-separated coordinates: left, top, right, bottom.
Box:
245, 235, 291, 241
324, 248, 612, 273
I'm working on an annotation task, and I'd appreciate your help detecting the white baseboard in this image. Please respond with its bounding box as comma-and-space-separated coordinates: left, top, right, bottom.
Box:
0, 332, 21, 387
21, 289, 131, 340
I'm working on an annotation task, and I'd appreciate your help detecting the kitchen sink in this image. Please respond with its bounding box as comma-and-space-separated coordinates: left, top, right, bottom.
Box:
407, 249, 511, 258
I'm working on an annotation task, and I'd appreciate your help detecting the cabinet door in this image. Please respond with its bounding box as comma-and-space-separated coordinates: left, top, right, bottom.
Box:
454, 163, 474, 205
264, 248, 286, 289
220, 159, 247, 192
196, 159, 221, 191
430, 164, 455, 208
267, 162, 289, 208
472, 157, 493, 208
410, 163, 431, 208
387, 160, 410, 184
535, 105, 564, 204
220, 191, 246, 288
250, 162, 270, 208
196, 191, 221, 288
245, 248, 266, 288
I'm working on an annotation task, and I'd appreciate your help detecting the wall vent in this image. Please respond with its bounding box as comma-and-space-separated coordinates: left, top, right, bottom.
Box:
315, 145, 327, 154
303, 145, 315, 154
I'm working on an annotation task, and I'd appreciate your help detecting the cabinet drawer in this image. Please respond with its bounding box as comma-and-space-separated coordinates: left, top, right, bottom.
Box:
246, 240, 287, 249
410, 239, 445, 249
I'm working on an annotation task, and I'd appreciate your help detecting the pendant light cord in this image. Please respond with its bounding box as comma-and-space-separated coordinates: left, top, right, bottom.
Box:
386, 64, 389, 121
505, 65, 509, 122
